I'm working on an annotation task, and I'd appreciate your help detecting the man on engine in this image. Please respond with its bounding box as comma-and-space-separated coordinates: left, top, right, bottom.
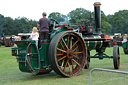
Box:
37, 12, 50, 40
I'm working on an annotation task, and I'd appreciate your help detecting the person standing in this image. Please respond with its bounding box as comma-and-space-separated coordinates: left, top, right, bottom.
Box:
30, 27, 39, 47
37, 12, 50, 40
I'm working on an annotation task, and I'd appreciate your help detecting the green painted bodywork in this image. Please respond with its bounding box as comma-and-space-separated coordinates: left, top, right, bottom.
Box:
12, 40, 51, 74
50, 27, 68, 39
82, 34, 106, 52
39, 40, 51, 69
122, 42, 127, 49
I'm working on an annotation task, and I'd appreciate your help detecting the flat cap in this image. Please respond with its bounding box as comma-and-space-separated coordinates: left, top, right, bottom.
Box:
42, 12, 47, 16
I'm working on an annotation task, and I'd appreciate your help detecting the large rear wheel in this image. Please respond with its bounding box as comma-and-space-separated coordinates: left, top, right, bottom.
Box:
49, 31, 87, 77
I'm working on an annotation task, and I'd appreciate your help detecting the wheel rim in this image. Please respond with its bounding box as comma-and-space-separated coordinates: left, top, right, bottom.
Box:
117, 47, 120, 68
50, 31, 86, 77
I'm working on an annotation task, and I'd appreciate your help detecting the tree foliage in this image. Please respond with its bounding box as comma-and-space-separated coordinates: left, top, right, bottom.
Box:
101, 11, 112, 34
0, 14, 4, 36
67, 8, 91, 25
2, 17, 37, 35
0, 9, 128, 36
108, 10, 128, 34
48, 12, 68, 23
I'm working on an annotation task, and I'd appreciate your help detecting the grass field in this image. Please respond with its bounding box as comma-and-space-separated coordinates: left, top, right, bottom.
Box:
0, 46, 128, 85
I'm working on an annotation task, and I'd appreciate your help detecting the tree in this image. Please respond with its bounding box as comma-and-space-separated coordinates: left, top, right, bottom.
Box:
3, 16, 37, 35
3, 17, 14, 35
101, 11, 112, 34
67, 8, 91, 25
48, 12, 66, 22
0, 14, 4, 36
108, 10, 128, 34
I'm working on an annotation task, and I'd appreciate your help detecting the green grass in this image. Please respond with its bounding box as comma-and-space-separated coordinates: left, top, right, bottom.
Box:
0, 46, 128, 85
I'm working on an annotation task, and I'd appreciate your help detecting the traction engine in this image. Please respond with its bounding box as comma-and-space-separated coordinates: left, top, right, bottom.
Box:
12, 2, 120, 77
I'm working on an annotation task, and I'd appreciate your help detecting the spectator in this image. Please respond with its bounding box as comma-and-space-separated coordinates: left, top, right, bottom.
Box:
30, 27, 39, 47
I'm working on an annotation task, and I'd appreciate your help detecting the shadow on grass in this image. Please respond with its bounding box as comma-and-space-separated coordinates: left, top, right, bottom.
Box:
19, 71, 68, 81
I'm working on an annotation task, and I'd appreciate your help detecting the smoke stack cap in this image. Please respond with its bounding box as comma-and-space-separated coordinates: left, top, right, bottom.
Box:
94, 2, 101, 7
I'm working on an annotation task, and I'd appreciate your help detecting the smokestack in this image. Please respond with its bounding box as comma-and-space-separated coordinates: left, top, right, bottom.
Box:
94, 2, 101, 34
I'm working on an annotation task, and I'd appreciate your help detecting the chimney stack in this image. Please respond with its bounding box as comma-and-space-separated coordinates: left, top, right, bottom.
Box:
94, 2, 101, 34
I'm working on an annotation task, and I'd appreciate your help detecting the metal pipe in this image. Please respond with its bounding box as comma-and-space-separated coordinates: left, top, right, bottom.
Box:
94, 2, 101, 34
89, 68, 128, 85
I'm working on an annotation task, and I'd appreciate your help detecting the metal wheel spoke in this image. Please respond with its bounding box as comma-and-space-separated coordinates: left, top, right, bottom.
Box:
59, 41, 65, 50
73, 46, 78, 52
70, 37, 72, 49
71, 40, 79, 49
73, 51, 83, 54
62, 38, 69, 49
73, 55, 79, 60
72, 59, 80, 67
61, 59, 65, 68
71, 60, 74, 70
67, 35, 70, 46
57, 48, 66, 53
68, 62, 72, 72
57, 53, 64, 56
57, 56, 67, 62
63, 59, 69, 71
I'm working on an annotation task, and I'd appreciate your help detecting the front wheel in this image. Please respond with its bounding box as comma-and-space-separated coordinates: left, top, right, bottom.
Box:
113, 45, 120, 69
49, 31, 87, 77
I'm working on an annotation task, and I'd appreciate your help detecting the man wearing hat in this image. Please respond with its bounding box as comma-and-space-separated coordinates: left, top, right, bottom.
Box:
37, 12, 50, 40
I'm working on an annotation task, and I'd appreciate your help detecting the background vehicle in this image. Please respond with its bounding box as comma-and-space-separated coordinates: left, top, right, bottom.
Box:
122, 34, 128, 54
113, 33, 123, 46
0, 35, 14, 47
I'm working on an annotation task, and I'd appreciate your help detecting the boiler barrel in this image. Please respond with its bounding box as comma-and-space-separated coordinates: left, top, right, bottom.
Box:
85, 40, 103, 50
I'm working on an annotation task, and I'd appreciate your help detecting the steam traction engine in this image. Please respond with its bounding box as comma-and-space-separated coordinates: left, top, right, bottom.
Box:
12, 2, 120, 77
